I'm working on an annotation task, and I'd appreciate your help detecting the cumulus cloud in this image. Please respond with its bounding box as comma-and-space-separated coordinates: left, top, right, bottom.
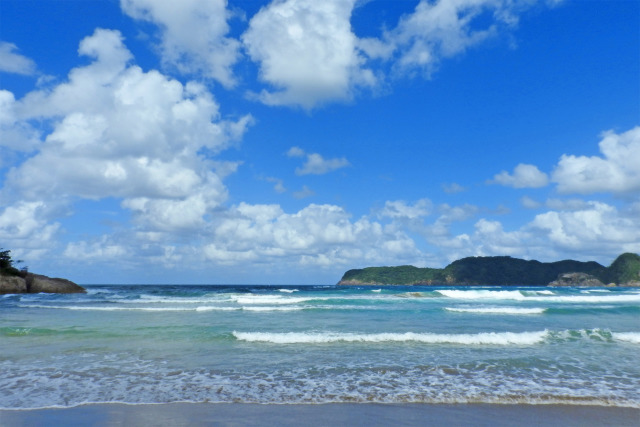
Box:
368, 0, 542, 77
0, 42, 37, 75
242, 0, 376, 109
287, 147, 350, 175
206, 202, 421, 267
490, 163, 549, 188
120, 0, 240, 87
0, 90, 41, 152
528, 201, 640, 255
552, 126, 640, 196
2, 28, 251, 234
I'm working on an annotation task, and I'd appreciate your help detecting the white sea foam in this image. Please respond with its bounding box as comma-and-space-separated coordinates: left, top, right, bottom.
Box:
532, 294, 640, 303
135, 296, 227, 304
241, 306, 303, 312
437, 289, 527, 300
278, 289, 298, 293
436, 289, 640, 304
231, 295, 315, 305
18, 304, 238, 312
232, 330, 548, 345
372, 289, 382, 293
445, 307, 546, 315
612, 332, 640, 344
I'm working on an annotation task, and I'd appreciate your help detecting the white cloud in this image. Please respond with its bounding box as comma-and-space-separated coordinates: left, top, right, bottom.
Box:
0, 90, 41, 152
545, 198, 589, 211
377, 0, 540, 76
552, 126, 640, 196
64, 238, 128, 261
379, 199, 432, 220
470, 218, 529, 256
0, 42, 37, 75
286, 146, 306, 158
206, 202, 421, 267
292, 185, 314, 199
243, 0, 376, 109
120, 0, 240, 87
287, 147, 350, 175
2, 28, 251, 236
528, 201, 640, 255
442, 182, 466, 193
296, 153, 350, 175
265, 177, 286, 193
520, 196, 541, 209
490, 163, 549, 188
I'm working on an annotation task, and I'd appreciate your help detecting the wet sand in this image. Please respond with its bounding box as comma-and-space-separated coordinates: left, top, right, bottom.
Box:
1, 403, 638, 427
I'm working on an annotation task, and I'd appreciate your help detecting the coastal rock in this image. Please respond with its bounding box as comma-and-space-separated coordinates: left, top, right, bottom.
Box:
26, 274, 86, 294
0, 273, 85, 294
0, 275, 28, 293
548, 272, 604, 287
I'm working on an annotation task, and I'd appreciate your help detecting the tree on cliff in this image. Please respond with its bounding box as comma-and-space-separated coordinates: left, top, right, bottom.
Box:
0, 248, 25, 277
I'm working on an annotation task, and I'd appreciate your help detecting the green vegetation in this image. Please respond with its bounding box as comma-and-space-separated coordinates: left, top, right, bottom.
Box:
338, 253, 640, 286
0, 248, 25, 277
341, 265, 447, 285
600, 253, 640, 284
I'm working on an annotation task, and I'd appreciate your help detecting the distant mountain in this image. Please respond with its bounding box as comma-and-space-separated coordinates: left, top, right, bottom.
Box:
338, 253, 640, 287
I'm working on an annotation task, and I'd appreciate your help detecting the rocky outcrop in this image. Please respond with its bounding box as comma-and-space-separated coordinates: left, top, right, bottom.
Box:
0, 275, 28, 293
0, 273, 85, 294
548, 272, 605, 287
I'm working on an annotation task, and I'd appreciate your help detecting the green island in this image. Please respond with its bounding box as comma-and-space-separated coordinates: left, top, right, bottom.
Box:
338, 252, 640, 287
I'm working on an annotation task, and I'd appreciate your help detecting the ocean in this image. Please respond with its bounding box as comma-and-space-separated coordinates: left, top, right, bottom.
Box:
1, 285, 639, 410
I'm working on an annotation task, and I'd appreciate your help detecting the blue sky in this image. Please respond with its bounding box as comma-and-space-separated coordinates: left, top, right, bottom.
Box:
0, 0, 638, 284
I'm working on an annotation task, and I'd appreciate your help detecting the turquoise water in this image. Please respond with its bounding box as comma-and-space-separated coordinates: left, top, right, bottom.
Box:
1, 285, 639, 409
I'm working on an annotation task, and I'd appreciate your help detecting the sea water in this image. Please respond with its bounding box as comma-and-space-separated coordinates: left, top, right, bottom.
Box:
1, 285, 639, 409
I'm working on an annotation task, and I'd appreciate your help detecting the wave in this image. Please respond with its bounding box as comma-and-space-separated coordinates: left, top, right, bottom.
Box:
278, 289, 298, 293
536, 294, 640, 303
436, 289, 640, 304
232, 330, 548, 345
437, 289, 528, 300
17, 304, 239, 312
230, 295, 316, 305
444, 307, 546, 315
233, 328, 640, 345
241, 306, 303, 312
612, 332, 640, 344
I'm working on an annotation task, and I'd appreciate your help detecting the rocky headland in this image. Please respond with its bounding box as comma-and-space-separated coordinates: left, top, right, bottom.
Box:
0, 248, 85, 294
0, 273, 86, 294
338, 253, 640, 287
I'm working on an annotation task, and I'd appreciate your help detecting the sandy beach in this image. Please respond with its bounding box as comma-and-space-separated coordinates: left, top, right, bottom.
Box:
1, 403, 638, 427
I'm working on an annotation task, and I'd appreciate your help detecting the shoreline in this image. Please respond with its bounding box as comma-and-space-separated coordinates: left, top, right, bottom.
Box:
1, 403, 639, 427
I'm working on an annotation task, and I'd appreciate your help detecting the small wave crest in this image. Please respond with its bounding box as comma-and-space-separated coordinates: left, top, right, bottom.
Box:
437, 289, 527, 300
445, 307, 546, 315
612, 332, 640, 344
230, 295, 315, 305
232, 330, 548, 345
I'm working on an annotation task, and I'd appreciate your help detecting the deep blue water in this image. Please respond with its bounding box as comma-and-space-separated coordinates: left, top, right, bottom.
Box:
1, 285, 639, 409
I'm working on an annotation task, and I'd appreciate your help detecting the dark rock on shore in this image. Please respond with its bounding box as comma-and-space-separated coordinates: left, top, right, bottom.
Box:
548, 272, 605, 287
0, 273, 85, 294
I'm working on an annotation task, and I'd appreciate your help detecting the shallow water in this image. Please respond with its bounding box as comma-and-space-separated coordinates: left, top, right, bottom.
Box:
1, 285, 639, 409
